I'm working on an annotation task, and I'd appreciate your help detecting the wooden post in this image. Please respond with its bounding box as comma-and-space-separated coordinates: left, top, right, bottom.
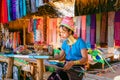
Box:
23, 26, 26, 45
36, 59, 44, 80
6, 57, 14, 79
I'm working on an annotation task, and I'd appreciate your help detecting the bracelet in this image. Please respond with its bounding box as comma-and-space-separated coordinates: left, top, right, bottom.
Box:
74, 60, 80, 65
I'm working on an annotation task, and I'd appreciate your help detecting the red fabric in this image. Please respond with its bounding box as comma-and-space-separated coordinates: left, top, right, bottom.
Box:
100, 12, 107, 44
13, 32, 17, 49
81, 16, 86, 41
0, 0, 2, 23
52, 18, 57, 44
37, 18, 44, 43
1, 0, 8, 23
114, 22, 120, 46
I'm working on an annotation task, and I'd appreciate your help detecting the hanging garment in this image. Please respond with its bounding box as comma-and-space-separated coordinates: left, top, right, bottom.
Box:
0, 0, 2, 23
19, 0, 23, 17
108, 12, 115, 47
36, 18, 44, 43
23, 0, 27, 16
48, 18, 54, 44
31, 0, 36, 13
90, 14, 96, 49
26, 0, 31, 13
36, 0, 44, 7
33, 19, 37, 42
1, 0, 8, 23
114, 22, 120, 46
114, 11, 120, 47
13, 32, 17, 50
16, 0, 20, 19
52, 18, 57, 44
7, 0, 12, 21
100, 12, 108, 46
11, 0, 17, 20
86, 15, 91, 49
75, 16, 81, 38
81, 16, 86, 41
28, 19, 33, 33
96, 13, 101, 46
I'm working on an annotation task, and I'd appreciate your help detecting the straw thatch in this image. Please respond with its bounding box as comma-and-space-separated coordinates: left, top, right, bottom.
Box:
75, 0, 120, 15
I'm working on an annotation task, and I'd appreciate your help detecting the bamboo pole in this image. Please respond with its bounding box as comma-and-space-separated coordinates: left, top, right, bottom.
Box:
23, 25, 26, 45
6, 57, 14, 79
36, 59, 44, 80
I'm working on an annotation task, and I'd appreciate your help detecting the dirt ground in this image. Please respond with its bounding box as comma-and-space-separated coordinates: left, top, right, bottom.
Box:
87, 60, 120, 80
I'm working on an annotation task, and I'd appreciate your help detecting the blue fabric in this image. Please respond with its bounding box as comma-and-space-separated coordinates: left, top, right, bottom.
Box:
62, 38, 87, 60
86, 15, 91, 49
7, 0, 11, 21
31, 0, 36, 13
19, 0, 23, 17
16, 0, 20, 19
33, 19, 37, 42
12, 0, 16, 20
23, 0, 26, 16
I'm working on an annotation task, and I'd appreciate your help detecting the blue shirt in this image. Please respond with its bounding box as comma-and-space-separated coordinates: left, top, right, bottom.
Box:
62, 37, 87, 61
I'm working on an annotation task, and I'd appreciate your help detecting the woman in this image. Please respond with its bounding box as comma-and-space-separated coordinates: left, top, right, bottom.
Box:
53, 17, 88, 80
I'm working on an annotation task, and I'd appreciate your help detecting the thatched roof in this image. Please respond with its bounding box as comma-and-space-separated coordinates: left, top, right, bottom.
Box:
75, 0, 120, 15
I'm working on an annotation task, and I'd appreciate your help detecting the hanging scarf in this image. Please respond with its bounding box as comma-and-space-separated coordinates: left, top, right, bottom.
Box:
23, 0, 27, 16
7, 0, 11, 21
26, 0, 31, 13
15, 0, 20, 19
114, 22, 120, 46
114, 11, 120, 47
96, 13, 101, 46
31, 0, 36, 13
33, 19, 37, 42
108, 12, 115, 47
37, 18, 44, 43
100, 12, 108, 45
75, 16, 81, 38
86, 15, 91, 49
13, 32, 17, 50
11, 0, 17, 20
1, 0, 8, 23
19, 0, 23, 17
52, 18, 57, 44
0, 0, 2, 23
90, 14, 96, 49
81, 15, 86, 41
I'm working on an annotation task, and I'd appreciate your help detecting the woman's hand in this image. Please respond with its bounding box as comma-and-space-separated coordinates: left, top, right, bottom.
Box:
63, 61, 74, 70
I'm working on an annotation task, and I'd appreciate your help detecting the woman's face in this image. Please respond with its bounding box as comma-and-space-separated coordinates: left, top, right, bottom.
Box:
59, 27, 70, 40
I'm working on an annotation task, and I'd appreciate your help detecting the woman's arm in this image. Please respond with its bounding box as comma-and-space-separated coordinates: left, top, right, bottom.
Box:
63, 49, 88, 70
78, 49, 88, 65
54, 50, 65, 61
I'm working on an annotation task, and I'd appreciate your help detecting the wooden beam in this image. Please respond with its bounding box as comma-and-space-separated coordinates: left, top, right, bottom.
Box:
6, 57, 14, 79
36, 59, 44, 80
